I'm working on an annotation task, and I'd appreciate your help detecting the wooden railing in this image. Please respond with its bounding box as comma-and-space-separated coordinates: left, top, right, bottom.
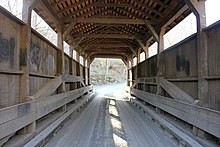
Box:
131, 88, 220, 138
0, 75, 93, 139
134, 77, 196, 103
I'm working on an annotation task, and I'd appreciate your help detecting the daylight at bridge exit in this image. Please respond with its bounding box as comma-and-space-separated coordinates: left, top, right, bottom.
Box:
0, 0, 220, 146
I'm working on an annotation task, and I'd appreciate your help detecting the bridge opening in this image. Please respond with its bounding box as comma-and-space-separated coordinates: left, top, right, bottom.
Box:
90, 58, 127, 85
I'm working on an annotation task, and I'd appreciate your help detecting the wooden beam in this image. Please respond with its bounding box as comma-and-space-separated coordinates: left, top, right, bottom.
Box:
131, 88, 220, 138
159, 2, 186, 29
86, 48, 131, 53
82, 34, 135, 39
144, 20, 159, 42
87, 43, 131, 48
115, 6, 159, 24
131, 99, 204, 147
135, 38, 148, 53
159, 78, 195, 103
22, 0, 37, 24
60, 3, 132, 14
22, 0, 41, 10
121, 58, 128, 67
128, 46, 137, 56
63, 21, 77, 38
40, 0, 64, 26
90, 54, 131, 66
63, 75, 82, 83
75, 18, 145, 25
63, 2, 158, 24
156, 29, 165, 95
91, 55, 127, 66
152, 0, 173, 10
88, 57, 95, 66
128, 0, 163, 17
79, 37, 108, 53
162, 5, 188, 29
86, 52, 129, 60
0, 86, 93, 140
72, 37, 84, 49
23, 94, 92, 147
92, 54, 125, 59
86, 3, 132, 7
184, 0, 206, 28
62, 1, 102, 21
21, 0, 36, 134
52, 0, 87, 8
57, 28, 66, 94
57, 0, 102, 14
145, 37, 153, 58
184, 0, 207, 109
118, 38, 139, 49
32, 76, 63, 99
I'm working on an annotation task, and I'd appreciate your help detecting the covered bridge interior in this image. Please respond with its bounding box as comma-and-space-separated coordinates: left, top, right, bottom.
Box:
0, 0, 220, 146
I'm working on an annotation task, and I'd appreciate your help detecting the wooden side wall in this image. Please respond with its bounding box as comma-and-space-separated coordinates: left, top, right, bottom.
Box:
0, 12, 22, 108
162, 35, 198, 98
206, 21, 220, 110
133, 22, 220, 110
29, 31, 58, 95
0, 9, 86, 108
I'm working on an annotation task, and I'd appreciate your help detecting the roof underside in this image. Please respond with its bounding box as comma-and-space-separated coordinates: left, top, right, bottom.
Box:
34, 0, 191, 61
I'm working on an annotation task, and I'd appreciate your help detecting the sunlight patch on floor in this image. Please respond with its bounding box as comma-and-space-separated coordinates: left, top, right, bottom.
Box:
104, 95, 129, 101
110, 117, 123, 132
110, 99, 116, 105
109, 99, 128, 147
109, 106, 119, 117
113, 134, 128, 147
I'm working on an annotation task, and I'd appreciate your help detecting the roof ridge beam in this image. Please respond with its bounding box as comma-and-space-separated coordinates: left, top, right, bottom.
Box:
75, 18, 145, 25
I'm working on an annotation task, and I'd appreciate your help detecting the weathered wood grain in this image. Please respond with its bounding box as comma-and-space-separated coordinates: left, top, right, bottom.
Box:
0, 86, 93, 139
159, 78, 195, 103
131, 88, 220, 138
131, 99, 203, 147
32, 75, 62, 99
24, 93, 93, 147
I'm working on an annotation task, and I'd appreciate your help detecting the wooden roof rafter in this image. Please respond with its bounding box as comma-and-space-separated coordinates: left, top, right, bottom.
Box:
118, 38, 139, 47
58, 1, 137, 15
35, 0, 191, 60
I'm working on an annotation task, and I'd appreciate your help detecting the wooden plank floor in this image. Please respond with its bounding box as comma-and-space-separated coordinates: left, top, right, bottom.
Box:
45, 84, 176, 147
116, 100, 175, 147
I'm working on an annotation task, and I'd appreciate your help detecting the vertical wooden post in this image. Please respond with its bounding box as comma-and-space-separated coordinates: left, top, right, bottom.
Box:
85, 59, 90, 86
156, 29, 165, 95
57, 27, 66, 111
130, 58, 133, 87
145, 40, 151, 59
184, 0, 207, 138
137, 48, 141, 64
19, 0, 36, 134
20, 23, 31, 103
76, 52, 81, 88
196, 2, 208, 108
184, 0, 207, 106
69, 45, 76, 90
127, 62, 130, 87
83, 58, 86, 85
57, 26, 65, 92
144, 20, 164, 94
87, 58, 91, 85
